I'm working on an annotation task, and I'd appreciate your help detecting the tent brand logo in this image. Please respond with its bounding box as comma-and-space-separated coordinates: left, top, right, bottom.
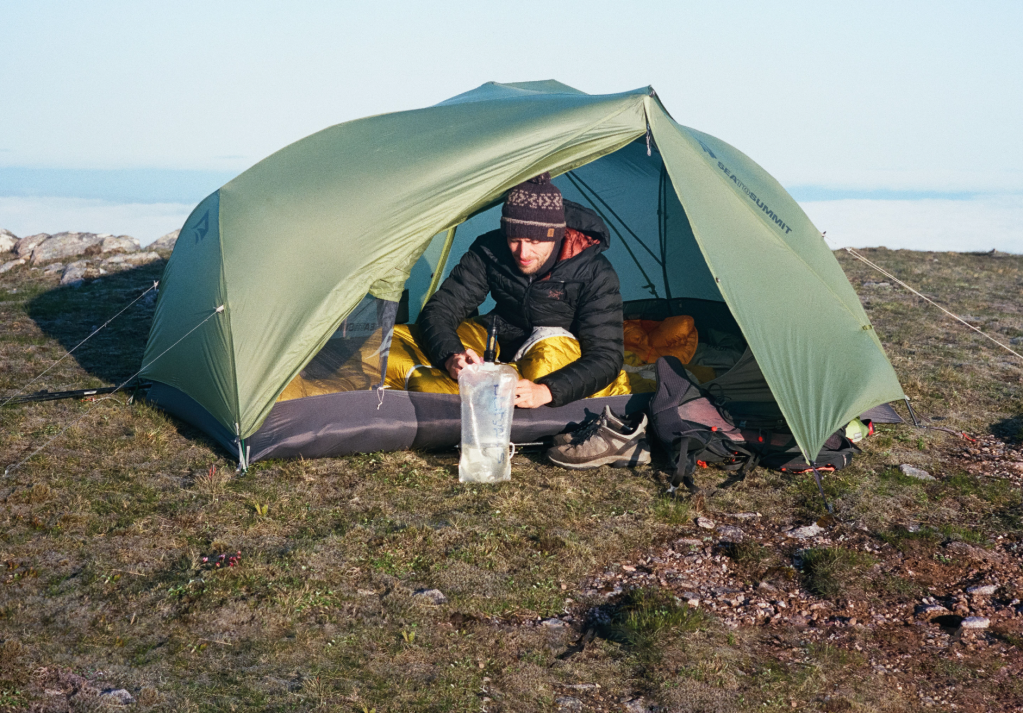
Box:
193, 211, 210, 243
696, 138, 717, 159
716, 161, 793, 235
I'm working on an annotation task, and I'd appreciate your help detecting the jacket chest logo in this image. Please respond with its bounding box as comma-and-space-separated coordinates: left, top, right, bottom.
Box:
540, 284, 566, 301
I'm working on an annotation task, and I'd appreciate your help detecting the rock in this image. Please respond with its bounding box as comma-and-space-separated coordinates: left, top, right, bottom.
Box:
15, 232, 48, 258
623, 697, 657, 713
541, 617, 569, 630
731, 512, 761, 520
102, 251, 161, 268
0, 228, 16, 253
60, 260, 89, 287
696, 516, 716, 529
787, 523, 823, 539
945, 541, 1005, 564
0, 258, 26, 274
150, 229, 180, 251
31, 231, 104, 265
555, 696, 583, 711
43, 262, 64, 274
899, 464, 935, 481
100, 688, 135, 705
1011, 337, 1023, 346
674, 538, 704, 548
716, 525, 745, 542
966, 585, 997, 596
915, 603, 950, 619
412, 588, 447, 605
100, 234, 140, 254
863, 281, 892, 289
960, 616, 990, 629
682, 591, 700, 606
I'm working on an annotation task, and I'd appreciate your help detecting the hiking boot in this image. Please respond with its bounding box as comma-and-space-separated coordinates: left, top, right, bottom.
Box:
551, 407, 631, 447
547, 406, 651, 469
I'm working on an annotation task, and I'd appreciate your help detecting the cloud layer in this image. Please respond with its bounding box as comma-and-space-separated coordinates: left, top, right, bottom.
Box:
0, 197, 192, 246
804, 194, 1023, 253
3, 194, 1021, 254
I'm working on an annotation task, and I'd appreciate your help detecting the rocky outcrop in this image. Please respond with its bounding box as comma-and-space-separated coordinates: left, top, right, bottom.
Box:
0, 258, 26, 274
15, 233, 48, 258
0, 229, 17, 253
150, 229, 180, 252
7, 231, 142, 266
100, 234, 141, 254
102, 251, 160, 267
0, 228, 159, 279
31, 232, 105, 265
60, 260, 89, 287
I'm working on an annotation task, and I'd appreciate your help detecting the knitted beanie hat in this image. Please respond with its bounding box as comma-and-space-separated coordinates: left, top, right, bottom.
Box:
500, 172, 566, 242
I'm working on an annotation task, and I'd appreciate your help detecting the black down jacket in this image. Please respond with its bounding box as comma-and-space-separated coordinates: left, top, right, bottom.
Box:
417, 201, 624, 407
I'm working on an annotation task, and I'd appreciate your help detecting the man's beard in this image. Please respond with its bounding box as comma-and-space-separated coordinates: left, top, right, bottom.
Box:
515, 241, 560, 276
518, 260, 547, 275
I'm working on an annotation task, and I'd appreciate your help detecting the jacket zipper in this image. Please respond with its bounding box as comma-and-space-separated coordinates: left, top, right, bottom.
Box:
523, 275, 534, 332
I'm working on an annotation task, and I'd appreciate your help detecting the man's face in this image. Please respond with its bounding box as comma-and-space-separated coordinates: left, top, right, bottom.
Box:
507, 237, 555, 275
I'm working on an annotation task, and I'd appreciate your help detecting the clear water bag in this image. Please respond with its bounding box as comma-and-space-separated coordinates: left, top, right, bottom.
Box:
458, 362, 518, 483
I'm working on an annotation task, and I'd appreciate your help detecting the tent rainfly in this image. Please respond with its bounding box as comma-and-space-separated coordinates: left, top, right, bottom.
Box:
142, 80, 904, 467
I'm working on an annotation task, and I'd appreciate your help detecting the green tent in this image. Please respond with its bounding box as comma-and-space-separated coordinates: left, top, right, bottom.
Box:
143, 80, 904, 466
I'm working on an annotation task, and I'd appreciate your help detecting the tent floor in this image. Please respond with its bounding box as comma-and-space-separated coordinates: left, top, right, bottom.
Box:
146, 383, 652, 463
146, 384, 901, 464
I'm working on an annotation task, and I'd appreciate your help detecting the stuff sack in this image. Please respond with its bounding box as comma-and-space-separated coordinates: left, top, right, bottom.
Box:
649, 356, 759, 493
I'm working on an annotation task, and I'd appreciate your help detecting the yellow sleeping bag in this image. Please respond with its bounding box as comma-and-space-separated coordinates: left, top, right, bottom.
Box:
385, 320, 630, 398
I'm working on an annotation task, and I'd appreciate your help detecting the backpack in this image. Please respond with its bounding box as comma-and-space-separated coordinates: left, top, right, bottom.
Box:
649, 357, 860, 494
649, 356, 760, 493
741, 429, 860, 473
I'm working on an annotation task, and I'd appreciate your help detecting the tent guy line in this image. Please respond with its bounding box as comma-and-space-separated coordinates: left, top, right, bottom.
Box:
3, 304, 224, 478
843, 247, 1023, 363
0, 280, 160, 412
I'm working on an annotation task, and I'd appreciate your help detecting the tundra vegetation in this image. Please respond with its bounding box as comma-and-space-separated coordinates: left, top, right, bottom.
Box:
0, 247, 1021, 712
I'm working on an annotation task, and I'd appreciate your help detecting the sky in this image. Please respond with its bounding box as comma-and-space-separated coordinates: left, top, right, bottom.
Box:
1, 1, 1021, 250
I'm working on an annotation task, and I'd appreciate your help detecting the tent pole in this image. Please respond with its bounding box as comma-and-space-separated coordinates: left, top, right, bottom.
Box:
424, 225, 458, 304
658, 163, 673, 306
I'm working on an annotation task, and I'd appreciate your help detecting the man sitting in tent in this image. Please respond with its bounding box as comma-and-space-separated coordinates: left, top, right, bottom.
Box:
385, 172, 631, 408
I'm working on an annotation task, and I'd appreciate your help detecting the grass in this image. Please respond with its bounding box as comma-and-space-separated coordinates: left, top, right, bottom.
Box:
1, 247, 1022, 710
597, 586, 709, 653
798, 548, 877, 600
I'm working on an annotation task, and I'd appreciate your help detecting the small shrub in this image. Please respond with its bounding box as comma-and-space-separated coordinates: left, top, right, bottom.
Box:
599, 587, 708, 655
878, 574, 922, 598
652, 495, 691, 525
724, 541, 771, 571
878, 525, 942, 552
799, 547, 875, 600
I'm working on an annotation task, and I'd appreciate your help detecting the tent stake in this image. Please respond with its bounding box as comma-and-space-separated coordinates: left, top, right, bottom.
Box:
810, 463, 834, 515
904, 397, 921, 428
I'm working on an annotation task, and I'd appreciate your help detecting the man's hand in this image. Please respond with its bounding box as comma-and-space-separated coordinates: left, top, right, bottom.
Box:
445, 349, 482, 380
514, 379, 552, 409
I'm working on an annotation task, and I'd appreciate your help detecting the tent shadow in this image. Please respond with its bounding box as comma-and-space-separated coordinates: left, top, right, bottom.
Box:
991, 415, 1023, 445
26, 260, 166, 386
